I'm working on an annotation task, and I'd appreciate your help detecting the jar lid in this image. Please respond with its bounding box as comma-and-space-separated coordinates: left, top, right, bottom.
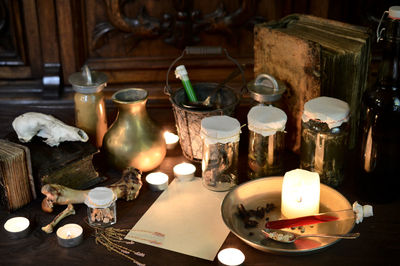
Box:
302, 96, 350, 129
247, 74, 286, 103
84, 187, 116, 208
200, 115, 241, 144
248, 105, 287, 137
69, 65, 108, 94
389, 6, 400, 19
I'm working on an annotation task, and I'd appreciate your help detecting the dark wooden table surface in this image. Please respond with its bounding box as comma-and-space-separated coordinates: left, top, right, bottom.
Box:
0, 100, 399, 266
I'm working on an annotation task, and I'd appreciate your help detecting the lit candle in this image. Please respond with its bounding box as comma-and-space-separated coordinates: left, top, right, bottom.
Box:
3, 217, 30, 239
217, 248, 245, 266
281, 169, 320, 218
146, 172, 169, 191
164, 131, 179, 150
56, 223, 83, 248
173, 162, 196, 181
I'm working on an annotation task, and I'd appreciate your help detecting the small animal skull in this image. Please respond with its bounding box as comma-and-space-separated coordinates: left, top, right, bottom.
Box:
12, 112, 88, 147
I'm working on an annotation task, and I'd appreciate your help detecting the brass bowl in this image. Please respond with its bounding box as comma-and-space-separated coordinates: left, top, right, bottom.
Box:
221, 176, 355, 255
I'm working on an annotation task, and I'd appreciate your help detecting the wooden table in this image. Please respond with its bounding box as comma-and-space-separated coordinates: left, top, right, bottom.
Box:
0, 100, 398, 266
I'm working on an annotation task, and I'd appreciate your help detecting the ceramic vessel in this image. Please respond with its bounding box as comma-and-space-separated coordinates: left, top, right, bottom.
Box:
69, 65, 108, 148
103, 88, 166, 171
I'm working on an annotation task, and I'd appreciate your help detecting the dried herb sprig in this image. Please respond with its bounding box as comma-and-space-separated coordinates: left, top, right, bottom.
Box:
94, 226, 145, 266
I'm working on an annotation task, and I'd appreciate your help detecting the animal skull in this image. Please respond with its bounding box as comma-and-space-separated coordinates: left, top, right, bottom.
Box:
12, 112, 88, 147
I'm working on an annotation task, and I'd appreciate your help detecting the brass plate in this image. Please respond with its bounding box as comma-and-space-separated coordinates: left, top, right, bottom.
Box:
221, 177, 355, 255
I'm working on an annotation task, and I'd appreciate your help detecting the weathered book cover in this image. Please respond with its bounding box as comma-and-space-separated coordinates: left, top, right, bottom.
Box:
0, 139, 35, 211
7, 133, 106, 192
254, 14, 371, 152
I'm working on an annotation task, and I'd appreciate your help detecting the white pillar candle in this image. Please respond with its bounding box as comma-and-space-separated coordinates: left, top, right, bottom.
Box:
164, 131, 179, 150
281, 169, 320, 218
146, 172, 169, 191
217, 248, 245, 266
173, 162, 196, 181
56, 223, 83, 248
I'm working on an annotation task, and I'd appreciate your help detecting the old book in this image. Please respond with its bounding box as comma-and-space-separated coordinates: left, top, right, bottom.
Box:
0, 139, 35, 211
254, 14, 371, 152
7, 133, 106, 192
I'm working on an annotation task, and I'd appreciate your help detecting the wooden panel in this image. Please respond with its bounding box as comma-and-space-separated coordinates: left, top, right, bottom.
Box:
21, 0, 42, 77
56, 0, 81, 82
0, 0, 392, 100
81, 0, 261, 86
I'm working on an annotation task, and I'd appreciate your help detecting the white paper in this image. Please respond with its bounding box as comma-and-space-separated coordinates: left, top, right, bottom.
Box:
125, 178, 230, 261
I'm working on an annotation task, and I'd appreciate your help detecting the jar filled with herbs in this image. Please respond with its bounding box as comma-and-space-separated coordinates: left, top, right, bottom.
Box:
201, 116, 241, 191
84, 187, 117, 227
300, 97, 350, 187
248, 105, 287, 178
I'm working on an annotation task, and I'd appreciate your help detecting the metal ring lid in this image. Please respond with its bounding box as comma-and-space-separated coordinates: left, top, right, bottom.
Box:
69, 65, 108, 94
247, 74, 286, 103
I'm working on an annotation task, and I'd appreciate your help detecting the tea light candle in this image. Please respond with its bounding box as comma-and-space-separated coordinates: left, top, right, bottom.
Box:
281, 169, 320, 218
56, 223, 83, 248
3, 217, 30, 239
173, 162, 196, 181
146, 172, 169, 191
217, 248, 245, 266
164, 131, 179, 150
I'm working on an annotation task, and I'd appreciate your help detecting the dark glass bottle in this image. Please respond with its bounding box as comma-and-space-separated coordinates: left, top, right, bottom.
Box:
358, 7, 400, 203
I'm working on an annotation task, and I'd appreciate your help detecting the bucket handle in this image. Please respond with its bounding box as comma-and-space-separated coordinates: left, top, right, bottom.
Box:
164, 46, 247, 96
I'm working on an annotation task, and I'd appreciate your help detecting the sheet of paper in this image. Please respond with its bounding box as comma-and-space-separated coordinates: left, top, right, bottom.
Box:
125, 178, 230, 261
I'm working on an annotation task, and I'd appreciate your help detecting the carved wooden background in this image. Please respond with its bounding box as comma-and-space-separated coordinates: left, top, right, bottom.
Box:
0, 0, 398, 101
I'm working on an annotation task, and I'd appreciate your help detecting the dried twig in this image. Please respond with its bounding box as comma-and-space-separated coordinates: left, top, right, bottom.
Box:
93, 226, 145, 266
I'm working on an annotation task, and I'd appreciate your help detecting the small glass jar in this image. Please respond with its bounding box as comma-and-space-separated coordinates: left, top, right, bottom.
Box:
69, 65, 108, 148
201, 116, 240, 191
300, 97, 350, 187
84, 187, 117, 227
248, 105, 287, 178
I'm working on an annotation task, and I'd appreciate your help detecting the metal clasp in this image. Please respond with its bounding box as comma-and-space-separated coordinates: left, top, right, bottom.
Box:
377, 10, 389, 43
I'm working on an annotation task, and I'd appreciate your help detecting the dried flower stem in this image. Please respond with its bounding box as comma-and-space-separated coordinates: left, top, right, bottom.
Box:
94, 227, 145, 266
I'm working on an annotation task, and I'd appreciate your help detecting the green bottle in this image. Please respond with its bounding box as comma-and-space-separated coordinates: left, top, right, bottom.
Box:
175, 65, 198, 102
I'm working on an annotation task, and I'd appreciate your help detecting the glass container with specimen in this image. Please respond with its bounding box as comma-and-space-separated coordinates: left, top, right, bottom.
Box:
248, 105, 287, 178
300, 96, 350, 187
201, 116, 241, 191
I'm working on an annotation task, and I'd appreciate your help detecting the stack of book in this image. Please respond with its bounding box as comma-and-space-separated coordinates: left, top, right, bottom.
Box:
0, 139, 36, 211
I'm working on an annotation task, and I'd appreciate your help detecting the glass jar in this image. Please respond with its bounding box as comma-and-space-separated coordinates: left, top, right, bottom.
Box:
248, 105, 287, 178
300, 97, 350, 187
69, 65, 108, 148
84, 187, 117, 227
201, 116, 240, 191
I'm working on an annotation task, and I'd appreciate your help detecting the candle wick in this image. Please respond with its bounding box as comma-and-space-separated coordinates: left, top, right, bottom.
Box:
296, 195, 303, 203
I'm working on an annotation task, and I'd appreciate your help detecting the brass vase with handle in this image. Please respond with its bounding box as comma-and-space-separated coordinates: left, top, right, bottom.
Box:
103, 88, 166, 172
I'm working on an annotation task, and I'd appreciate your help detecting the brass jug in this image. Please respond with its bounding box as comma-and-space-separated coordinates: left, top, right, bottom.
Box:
103, 88, 166, 171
